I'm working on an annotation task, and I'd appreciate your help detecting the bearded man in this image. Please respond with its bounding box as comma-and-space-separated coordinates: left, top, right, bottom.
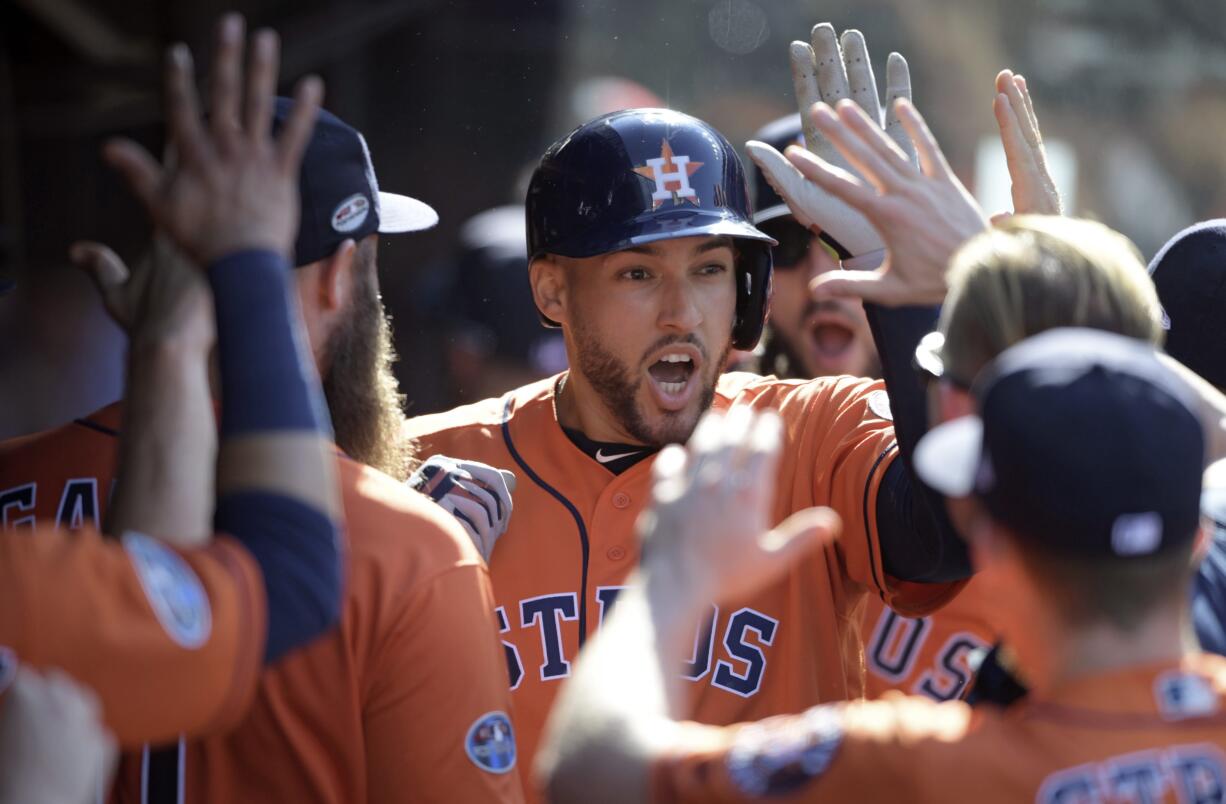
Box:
0, 88, 522, 803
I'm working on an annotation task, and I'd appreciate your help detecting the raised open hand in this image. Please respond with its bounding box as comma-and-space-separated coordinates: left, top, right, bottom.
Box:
103, 14, 321, 266
784, 98, 989, 306
747, 24, 913, 261
993, 69, 1062, 218
639, 407, 840, 609
69, 237, 212, 348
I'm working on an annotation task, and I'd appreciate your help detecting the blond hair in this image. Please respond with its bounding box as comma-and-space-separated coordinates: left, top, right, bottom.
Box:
941, 216, 1181, 632
940, 215, 1163, 383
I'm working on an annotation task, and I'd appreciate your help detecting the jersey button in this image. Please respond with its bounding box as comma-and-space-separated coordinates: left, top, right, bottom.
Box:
612, 492, 631, 509
607, 546, 627, 561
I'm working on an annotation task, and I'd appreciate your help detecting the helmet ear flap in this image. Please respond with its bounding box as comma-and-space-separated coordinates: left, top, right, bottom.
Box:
732, 243, 773, 351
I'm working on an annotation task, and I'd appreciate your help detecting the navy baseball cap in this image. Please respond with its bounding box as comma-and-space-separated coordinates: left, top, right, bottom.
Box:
915, 328, 1204, 558
748, 113, 804, 225
273, 98, 438, 267
1148, 219, 1226, 390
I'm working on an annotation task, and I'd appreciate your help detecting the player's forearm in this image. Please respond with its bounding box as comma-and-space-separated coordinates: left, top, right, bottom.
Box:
539, 576, 694, 804
109, 334, 215, 545
209, 249, 341, 517
207, 248, 343, 661
864, 300, 971, 583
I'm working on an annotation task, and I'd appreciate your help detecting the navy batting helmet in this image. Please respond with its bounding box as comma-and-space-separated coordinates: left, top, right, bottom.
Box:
525, 108, 775, 350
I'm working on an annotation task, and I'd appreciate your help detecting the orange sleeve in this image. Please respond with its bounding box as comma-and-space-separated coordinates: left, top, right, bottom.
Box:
781, 378, 962, 616
0, 525, 266, 746
650, 698, 977, 804
363, 561, 524, 804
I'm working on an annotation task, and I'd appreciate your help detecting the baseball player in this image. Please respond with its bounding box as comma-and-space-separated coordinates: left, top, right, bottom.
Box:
0, 26, 344, 751
405, 25, 974, 786
0, 15, 521, 804
541, 328, 1225, 804
848, 69, 1061, 701
1150, 220, 1226, 657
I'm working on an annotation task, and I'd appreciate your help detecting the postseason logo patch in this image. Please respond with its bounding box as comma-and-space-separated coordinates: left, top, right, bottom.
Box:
727, 705, 843, 796
465, 711, 516, 774
331, 193, 371, 233
123, 532, 212, 649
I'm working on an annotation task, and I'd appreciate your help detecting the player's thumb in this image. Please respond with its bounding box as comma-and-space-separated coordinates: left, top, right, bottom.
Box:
745, 140, 819, 229
70, 241, 129, 291
70, 241, 132, 324
498, 469, 517, 495
760, 507, 841, 562
810, 268, 899, 305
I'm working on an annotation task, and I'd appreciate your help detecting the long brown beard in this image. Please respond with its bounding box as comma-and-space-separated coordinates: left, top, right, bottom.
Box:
322, 251, 412, 479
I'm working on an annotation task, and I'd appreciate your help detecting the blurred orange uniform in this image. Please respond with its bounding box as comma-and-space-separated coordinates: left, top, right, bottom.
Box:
0, 403, 523, 804
0, 522, 264, 746
652, 653, 1226, 802
407, 372, 964, 793
860, 577, 999, 701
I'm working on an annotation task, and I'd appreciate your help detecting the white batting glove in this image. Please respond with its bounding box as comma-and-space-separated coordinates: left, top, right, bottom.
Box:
747, 25, 916, 265
408, 456, 516, 562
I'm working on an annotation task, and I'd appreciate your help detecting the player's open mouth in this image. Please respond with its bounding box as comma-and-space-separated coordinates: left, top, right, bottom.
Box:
645, 346, 701, 411
806, 311, 855, 364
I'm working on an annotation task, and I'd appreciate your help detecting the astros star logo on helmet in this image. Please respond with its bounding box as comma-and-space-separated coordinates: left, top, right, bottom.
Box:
634, 139, 704, 208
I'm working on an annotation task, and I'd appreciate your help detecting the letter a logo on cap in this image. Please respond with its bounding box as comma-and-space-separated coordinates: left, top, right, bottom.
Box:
635, 139, 703, 208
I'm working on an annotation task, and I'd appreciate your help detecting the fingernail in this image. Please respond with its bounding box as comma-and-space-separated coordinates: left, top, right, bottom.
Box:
169, 43, 190, 66
221, 13, 242, 40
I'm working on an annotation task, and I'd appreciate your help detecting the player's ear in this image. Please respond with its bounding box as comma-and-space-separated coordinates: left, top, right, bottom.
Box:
319, 239, 358, 313
530, 255, 569, 325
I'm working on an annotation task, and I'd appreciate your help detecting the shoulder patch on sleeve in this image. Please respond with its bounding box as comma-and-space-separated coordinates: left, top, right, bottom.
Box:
465, 710, 517, 774
727, 705, 843, 797
867, 390, 893, 422
122, 532, 212, 649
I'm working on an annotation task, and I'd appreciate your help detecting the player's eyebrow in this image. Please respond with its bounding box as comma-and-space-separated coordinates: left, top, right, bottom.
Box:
617, 237, 733, 257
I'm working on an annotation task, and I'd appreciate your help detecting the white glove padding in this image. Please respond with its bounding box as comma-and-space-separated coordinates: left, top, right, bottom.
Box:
748, 25, 915, 260
408, 455, 516, 562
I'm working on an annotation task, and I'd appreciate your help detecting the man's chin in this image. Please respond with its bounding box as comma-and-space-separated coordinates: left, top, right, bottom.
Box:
634, 390, 713, 446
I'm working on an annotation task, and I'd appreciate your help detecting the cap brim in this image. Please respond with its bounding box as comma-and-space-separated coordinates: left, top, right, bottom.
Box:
914, 415, 984, 497
378, 192, 439, 233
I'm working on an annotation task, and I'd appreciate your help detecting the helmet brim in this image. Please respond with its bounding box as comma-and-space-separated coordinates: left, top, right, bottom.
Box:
540, 210, 776, 260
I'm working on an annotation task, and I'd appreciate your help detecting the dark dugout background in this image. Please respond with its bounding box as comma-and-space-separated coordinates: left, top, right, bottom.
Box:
5, 0, 1226, 434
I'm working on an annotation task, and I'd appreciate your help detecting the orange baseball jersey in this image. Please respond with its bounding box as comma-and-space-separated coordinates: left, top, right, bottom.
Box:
405, 371, 965, 791
652, 653, 1226, 803
0, 522, 264, 746
0, 403, 523, 804
861, 575, 1000, 701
